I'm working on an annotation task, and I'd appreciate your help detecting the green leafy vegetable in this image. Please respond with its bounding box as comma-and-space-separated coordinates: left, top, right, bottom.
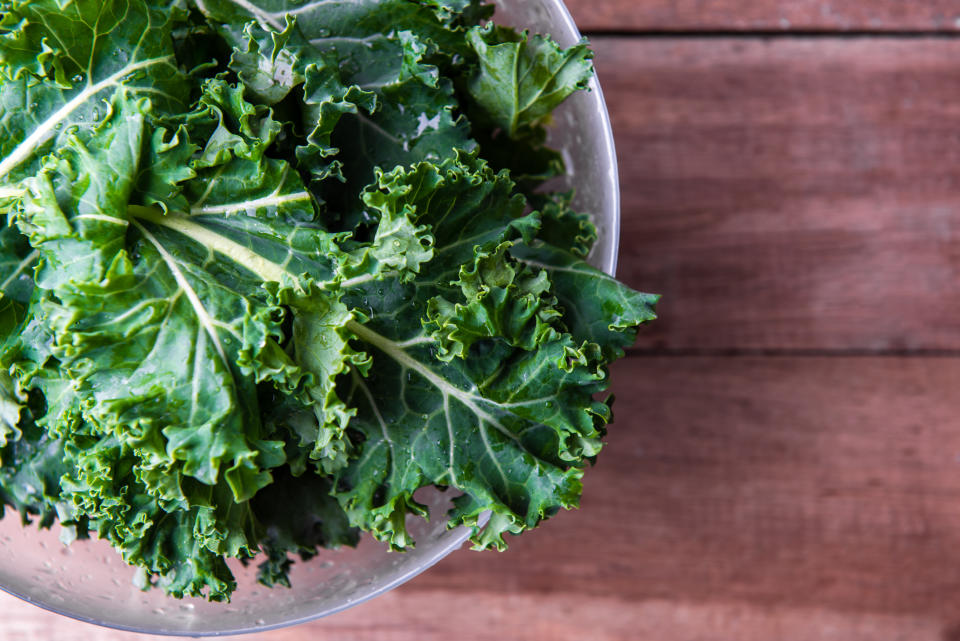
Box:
0, 0, 657, 601
466, 23, 593, 138
0, 0, 188, 188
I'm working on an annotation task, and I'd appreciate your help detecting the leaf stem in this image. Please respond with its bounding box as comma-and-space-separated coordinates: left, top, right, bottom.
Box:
0, 56, 175, 181
128, 206, 288, 283
128, 207, 461, 413
0, 187, 25, 200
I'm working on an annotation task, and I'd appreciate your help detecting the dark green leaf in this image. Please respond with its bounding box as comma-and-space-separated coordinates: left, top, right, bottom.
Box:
0, 0, 189, 185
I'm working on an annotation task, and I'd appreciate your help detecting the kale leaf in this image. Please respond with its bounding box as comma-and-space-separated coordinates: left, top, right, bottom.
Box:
0, 0, 657, 600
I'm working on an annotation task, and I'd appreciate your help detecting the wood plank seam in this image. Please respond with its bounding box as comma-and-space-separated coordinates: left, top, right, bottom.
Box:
624, 349, 960, 358
593, 37, 960, 352
582, 30, 960, 38
563, 0, 960, 34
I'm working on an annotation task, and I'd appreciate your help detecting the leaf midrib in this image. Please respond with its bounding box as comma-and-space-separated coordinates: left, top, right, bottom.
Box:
132, 207, 528, 449
0, 55, 176, 181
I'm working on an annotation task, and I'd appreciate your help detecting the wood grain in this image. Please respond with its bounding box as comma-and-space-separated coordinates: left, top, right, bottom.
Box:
564, 0, 960, 33
7, 357, 960, 640
593, 37, 960, 351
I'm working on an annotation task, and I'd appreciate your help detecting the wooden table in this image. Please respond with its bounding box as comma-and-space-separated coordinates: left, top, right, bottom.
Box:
8, 1, 960, 639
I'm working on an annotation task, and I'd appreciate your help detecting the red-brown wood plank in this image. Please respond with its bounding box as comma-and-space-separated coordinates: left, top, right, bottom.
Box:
8, 357, 960, 640
594, 37, 960, 351
565, 0, 960, 33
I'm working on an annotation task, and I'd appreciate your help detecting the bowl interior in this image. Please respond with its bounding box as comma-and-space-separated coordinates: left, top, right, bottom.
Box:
0, 0, 620, 635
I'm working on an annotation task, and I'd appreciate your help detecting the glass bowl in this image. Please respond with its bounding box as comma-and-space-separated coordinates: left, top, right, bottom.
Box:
0, 0, 620, 635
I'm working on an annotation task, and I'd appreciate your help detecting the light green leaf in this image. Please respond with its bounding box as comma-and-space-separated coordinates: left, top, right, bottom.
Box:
466, 23, 593, 138
296, 59, 378, 185
0, 368, 22, 452
425, 241, 561, 361
512, 241, 659, 361
230, 17, 304, 105
531, 191, 598, 258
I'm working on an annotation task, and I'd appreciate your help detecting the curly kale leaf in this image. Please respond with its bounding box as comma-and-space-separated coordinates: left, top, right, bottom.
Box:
0, 0, 190, 187
0, 0, 656, 602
